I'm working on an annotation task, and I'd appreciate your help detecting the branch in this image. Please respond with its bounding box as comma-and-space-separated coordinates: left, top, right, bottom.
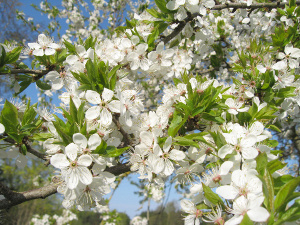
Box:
0, 135, 47, 161
163, 1, 300, 44
113, 115, 131, 147
0, 163, 131, 210
0, 69, 49, 80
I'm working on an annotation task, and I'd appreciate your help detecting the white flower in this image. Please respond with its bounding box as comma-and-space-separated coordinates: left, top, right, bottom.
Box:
225, 196, 269, 225
0, 123, 4, 134
225, 98, 249, 115
216, 169, 262, 200
50, 143, 93, 189
127, 43, 150, 71
180, 199, 202, 225
148, 136, 185, 176
85, 88, 120, 125
28, 34, 59, 56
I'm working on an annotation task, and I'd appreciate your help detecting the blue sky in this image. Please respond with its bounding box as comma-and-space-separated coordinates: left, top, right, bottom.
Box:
17, 0, 182, 219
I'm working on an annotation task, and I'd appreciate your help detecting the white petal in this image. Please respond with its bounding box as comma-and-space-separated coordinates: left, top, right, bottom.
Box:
33, 49, 44, 56
242, 147, 258, 159
153, 158, 164, 174
247, 207, 270, 222
88, 133, 102, 150
45, 48, 56, 55
163, 159, 174, 176
51, 78, 64, 90
65, 143, 79, 161
218, 144, 234, 158
100, 108, 112, 125
140, 131, 154, 147
73, 133, 88, 149
0, 123, 5, 134
216, 185, 239, 199
241, 135, 257, 147
86, 90, 101, 104
108, 100, 121, 113
66, 170, 79, 189
169, 149, 186, 161
102, 88, 114, 102
45, 71, 59, 81
50, 154, 69, 169
77, 167, 93, 185
163, 136, 172, 153
224, 215, 243, 225
219, 161, 233, 175
272, 60, 287, 70
85, 106, 100, 120
180, 199, 196, 214
78, 155, 93, 167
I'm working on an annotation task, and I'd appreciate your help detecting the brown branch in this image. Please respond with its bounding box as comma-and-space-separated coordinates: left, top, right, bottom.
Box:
0, 135, 47, 161
0, 163, 131, 210
163, 1, 300, 44
0, 69, 49, 80
113, 115, 131, 147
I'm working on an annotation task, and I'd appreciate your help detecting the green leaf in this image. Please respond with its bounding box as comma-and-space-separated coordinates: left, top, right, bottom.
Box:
155, 0, 171, 13
36, 79, 51, 90
262, 167, 274, 212
240, 214, 254, 225
105, 146, 130, 157
69, 97, 78, 123
1, 100, 19, 127
168, 112, 183, 137
32, 133, 54, 141
267, 160, 286, 175
256, 152, 268, 175
20, 144, 27, 155
274, 176, 300, 211
93, 140, 107, 154
22, 105, 37, 126
173, 136, 200, 148
202, 183, 224, 206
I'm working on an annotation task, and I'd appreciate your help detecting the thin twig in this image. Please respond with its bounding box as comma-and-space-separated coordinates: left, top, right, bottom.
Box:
0, 163, 131, 210
162, 1, 300, 44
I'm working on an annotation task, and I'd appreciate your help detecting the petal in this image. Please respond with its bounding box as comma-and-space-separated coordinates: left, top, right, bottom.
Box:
163, 159, 174, 176
224, 215, 243, 225
65, 143, 79, 161
241, 135, 257, 147
219, 161, 233, 175
86, 90, 101, 104
163, 136, 172, 153
45, 48, 56, 55
77, 167, 93, 185
242, 147, 258, 159
153, 158, 164, 174
50, 154, 69, 169
180, 199, 196, 214
78, 155, 93, 167
0, 123, 5, 134
140, 131, 154, 147
247, 207, 270, 222
102, 88, 114, 102
216, 185, 239, 199
88, 133, 102, 150
169, 149, 186, 161
108, 100, 121, 113
51, 78, 64, 90
85, 106, 100, 120
100, 108, 112, 126
33, 49, 44, 56
218, 144, 234, 158
66, 170, 79, 189
45, 71, 59, 81
73, 133, 88, 149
